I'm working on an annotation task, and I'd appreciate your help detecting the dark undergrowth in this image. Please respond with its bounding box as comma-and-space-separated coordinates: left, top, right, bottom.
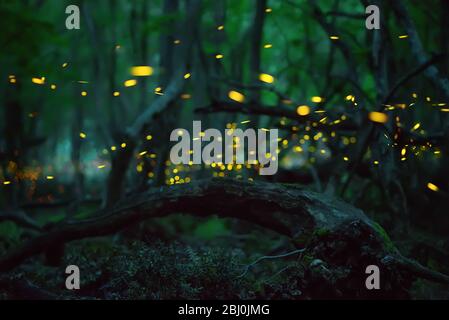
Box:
1, 216, 448, 300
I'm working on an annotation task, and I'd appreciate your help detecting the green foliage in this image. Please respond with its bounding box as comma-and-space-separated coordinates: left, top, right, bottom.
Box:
0, 222, 23, 247
193, 217, 229, 239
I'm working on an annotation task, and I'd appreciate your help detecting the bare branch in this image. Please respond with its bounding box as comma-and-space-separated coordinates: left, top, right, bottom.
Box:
0, 210, 42, 232
391, 0, 449, 100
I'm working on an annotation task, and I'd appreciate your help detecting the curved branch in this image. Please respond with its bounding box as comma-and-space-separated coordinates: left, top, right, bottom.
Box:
0, 178, 371, 272
1, 178, 448, 287
238, 248, 305, 278
0, 210, 42, 232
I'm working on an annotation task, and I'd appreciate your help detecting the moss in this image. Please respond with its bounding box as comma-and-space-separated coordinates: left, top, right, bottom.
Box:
293, 228, 330, 249
293, 230, 315, 248
427, 258, 439, 270
302, 254, 314, 265
0, 221, 23, 244
371, 222, 397, 253
313, 228, 330, 238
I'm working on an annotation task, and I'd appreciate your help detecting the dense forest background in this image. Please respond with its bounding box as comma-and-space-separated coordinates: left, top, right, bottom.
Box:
1, 0, 449, 299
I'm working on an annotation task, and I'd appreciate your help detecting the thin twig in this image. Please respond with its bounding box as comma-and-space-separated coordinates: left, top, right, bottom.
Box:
237, 249, 305, 278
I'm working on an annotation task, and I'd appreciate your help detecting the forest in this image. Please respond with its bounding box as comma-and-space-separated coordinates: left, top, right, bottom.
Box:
0, 0, 449, 300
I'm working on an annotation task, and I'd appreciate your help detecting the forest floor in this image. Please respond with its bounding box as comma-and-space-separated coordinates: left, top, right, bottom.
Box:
1, 211, 449, 300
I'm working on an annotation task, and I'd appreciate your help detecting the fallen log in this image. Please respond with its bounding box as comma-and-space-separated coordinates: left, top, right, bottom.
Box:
0, 178, 448, 297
